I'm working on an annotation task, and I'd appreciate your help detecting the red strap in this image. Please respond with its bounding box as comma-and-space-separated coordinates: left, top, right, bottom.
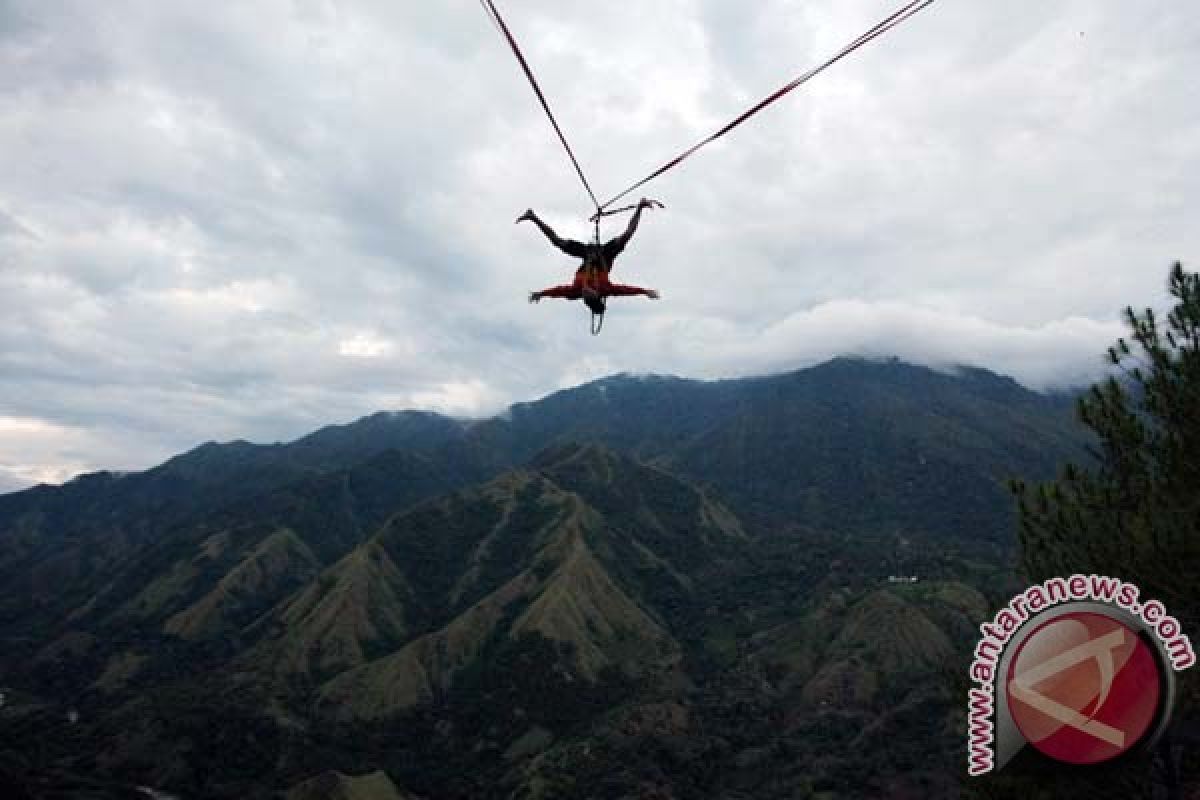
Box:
599, 0, 935, 211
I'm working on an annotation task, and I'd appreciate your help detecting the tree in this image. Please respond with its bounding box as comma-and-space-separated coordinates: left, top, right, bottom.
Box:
1012, 262, 1199, 620
1008, 262, 1199, 799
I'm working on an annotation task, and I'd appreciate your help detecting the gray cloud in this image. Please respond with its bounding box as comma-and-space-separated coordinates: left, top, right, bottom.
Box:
2, 0, 1198, 490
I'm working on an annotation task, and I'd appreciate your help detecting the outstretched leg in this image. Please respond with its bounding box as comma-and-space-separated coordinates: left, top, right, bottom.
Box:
517, 210, 587, 258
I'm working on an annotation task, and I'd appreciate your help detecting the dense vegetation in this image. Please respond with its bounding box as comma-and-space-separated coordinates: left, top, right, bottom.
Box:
0, 355, 1110, 798
1001, 263, 1200, 799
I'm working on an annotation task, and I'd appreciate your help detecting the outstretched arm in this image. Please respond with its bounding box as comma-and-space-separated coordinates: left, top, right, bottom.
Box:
529, 284, 582, 302
605, 283, 660, 299
517, 210, 587, 257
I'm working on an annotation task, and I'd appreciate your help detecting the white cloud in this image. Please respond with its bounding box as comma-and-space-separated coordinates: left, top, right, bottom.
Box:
410, 379, 504, 418
0, 414, 162, 490
662, 299, 1123, 389
338, 333, 393, 358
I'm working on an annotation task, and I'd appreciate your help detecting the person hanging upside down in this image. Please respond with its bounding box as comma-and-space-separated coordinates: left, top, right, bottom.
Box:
519, 198, 660, 317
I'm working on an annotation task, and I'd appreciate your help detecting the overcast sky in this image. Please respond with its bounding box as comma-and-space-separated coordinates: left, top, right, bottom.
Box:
2, 0, 1198, 491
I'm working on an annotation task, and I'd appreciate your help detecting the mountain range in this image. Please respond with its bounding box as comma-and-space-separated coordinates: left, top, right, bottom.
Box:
0, 358, 1087, 799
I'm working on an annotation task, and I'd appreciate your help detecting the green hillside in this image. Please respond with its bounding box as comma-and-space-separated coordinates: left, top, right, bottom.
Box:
0, 359, 1090, 798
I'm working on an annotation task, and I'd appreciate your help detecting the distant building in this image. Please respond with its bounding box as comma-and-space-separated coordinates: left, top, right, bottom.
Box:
887, 575, 919, 584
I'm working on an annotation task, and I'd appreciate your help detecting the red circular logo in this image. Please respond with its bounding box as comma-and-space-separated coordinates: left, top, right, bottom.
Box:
1006, 611, 1162, 764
